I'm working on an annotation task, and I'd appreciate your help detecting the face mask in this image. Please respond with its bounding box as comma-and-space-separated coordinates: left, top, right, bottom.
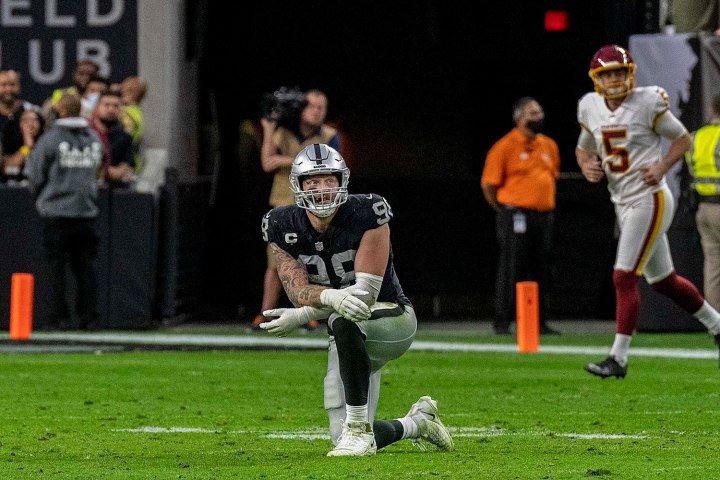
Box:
526, 119, 544, 134
82, 92, 100, 111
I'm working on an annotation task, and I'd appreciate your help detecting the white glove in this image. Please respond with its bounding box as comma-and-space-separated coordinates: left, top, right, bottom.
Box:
260, 307, 312, 337
320, 287, 371, 322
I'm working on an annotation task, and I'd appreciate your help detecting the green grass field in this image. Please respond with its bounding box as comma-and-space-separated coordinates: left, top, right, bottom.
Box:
1, 324, 719, 479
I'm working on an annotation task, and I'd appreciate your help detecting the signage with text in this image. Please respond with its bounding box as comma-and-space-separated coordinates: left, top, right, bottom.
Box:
0, 0, 137, 105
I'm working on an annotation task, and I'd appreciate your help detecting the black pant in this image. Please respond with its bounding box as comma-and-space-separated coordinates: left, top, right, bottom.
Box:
493, 207, 553, 330
42, 217, 99, 327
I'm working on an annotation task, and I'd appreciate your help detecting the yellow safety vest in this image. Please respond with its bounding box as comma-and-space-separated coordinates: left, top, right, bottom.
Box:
51, 86, 79, 105
687, 124, 720, 196
121, 105, 144, 172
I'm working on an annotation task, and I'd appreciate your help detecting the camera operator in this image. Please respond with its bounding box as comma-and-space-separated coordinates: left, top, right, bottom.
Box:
252, 88, 342, 331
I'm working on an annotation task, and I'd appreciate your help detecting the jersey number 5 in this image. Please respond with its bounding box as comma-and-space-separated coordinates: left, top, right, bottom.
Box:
602, 129, 629, 173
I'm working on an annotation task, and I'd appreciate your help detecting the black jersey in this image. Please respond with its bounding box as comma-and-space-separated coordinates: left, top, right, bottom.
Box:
262, 193, 410, 307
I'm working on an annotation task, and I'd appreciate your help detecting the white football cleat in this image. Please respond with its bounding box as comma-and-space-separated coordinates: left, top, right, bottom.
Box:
327, 421, 377, 457
406, 395, 454, 452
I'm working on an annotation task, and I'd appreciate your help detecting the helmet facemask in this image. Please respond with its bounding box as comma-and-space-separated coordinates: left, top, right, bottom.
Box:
294, 174, 348, 218
289, 144, 350, 218
590, 65, 636, 100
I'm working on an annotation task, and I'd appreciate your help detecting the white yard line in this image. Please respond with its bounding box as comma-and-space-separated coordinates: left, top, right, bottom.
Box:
113, 425, 649, 440
5, 333, 716, 360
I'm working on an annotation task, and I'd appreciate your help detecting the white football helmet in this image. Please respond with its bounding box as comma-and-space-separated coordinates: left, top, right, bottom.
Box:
290, 144, 350, 218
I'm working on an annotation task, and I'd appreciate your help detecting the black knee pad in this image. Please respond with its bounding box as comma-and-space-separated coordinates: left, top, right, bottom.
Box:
331, 317, 364, 343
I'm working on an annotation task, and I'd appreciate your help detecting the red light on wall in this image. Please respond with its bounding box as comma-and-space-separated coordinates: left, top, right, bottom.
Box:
545, 10, 569, 32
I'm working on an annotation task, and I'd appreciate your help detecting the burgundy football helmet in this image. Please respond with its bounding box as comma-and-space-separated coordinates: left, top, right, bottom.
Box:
588, 44, 636, 99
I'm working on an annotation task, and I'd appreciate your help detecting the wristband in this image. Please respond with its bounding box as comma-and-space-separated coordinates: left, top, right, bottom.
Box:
19, 145, 30, 156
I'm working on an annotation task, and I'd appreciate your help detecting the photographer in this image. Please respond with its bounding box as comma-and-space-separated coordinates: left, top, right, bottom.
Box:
251, 88, 342, 331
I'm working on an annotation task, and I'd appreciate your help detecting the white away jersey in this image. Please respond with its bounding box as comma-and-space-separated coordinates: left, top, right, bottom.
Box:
577, 86, 682, 206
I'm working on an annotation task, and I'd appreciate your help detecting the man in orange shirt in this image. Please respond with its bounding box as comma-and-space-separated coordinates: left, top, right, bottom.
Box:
481, 96, 561, 335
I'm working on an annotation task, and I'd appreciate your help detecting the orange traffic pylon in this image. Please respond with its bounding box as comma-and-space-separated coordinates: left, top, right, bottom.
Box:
9, 273, 34, 341
516, 281, 539, 353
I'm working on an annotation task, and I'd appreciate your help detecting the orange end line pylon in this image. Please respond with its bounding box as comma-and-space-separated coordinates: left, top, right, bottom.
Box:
9, 273, 34, 341
516, 281, 539, 353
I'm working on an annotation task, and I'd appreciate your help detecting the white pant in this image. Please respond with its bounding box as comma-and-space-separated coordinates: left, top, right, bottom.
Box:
614, 184, 676, 283
324, 303, 417, 445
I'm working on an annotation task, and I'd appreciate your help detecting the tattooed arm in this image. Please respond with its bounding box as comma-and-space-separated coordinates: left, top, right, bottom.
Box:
269, 242, 326, 307
269, 242, 371, 322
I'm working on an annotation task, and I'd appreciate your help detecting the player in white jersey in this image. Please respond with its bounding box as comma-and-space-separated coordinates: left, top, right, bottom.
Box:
575, 44, 720, 378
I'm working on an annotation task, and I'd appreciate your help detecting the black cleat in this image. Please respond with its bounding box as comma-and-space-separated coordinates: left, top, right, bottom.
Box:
585, 356, 627, 379
715, 334, 720, 368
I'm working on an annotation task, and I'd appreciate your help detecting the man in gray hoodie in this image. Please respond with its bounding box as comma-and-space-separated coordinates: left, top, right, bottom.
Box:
24, 93, 104, 330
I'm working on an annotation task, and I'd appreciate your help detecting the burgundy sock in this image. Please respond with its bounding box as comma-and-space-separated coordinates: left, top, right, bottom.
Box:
614, 269, 640, 335
650, 271, 704, 314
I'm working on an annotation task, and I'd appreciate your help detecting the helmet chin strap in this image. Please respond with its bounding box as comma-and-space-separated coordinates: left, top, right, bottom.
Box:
603, 84, 630, 100
310, 207, 337, 218
605, 87, 627, 97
